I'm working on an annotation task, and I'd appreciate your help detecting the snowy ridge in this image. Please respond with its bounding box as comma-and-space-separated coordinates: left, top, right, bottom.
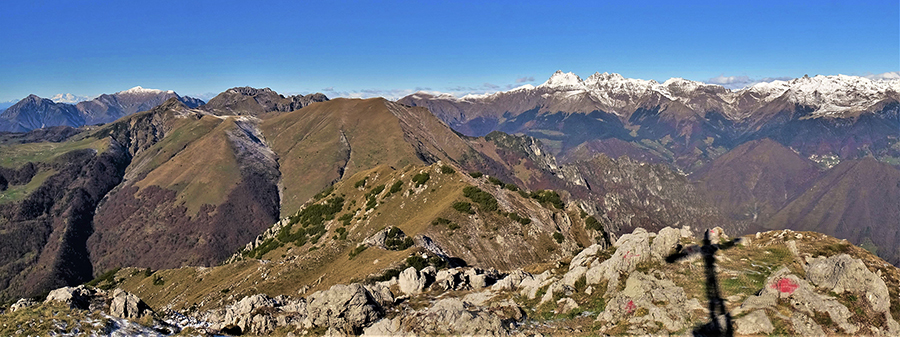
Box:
50, 93, 95, 104
419, 71, 900, 118
118, 86, 175, 95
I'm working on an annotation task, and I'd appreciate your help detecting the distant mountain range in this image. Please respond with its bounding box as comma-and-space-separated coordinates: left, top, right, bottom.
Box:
400, 71, 900, 171
0, 87, 205, 132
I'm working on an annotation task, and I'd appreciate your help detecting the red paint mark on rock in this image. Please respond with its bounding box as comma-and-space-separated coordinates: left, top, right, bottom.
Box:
623, 251, 641, 259
625, 300, 636, 314
770, 278, 798, 294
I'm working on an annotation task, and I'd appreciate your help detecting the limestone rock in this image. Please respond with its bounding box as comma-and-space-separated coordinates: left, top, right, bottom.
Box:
735, 310, 774, 335
584, 227, 651, 294
377, 298, 512, 336
491, 269, 532, 292
398, 267, 425, 295
557, 297, 578, 314
596, 271, 702, 333
44, 285, 95, 309
791, 312, 825, 336
806, 254, 890, 312
304, 283, 383, 334
110, 289, 154, 321
650, 226, 680, 261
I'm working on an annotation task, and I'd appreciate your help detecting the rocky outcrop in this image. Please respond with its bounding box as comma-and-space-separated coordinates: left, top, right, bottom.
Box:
362, 297, 521, 336
44, 285, 98, 310
734, 309, 774, 335
109, 289, 154, 321
304, 283, 383, 334
596, 271, 703, 333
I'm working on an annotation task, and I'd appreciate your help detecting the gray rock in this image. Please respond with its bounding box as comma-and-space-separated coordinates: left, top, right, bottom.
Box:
110, 289, 154, 321
650, 226, 680, 261
304, 283, 383, 334
557, 297, 579, 314
584, 227, 651, 294
491, 270, 532, 292
596, 271, 702, 333
384, 298, 510, 336
398, 267, 425, 295
806, 254, 890, 313
363, 283, 395, 307
735, 310, 774, 335
44, 285, 95, 309
791, 312, 825, 336
9, 298, 36, 312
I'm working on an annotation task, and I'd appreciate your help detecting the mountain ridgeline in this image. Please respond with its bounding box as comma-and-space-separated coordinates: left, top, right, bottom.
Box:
0, 71, 897, 328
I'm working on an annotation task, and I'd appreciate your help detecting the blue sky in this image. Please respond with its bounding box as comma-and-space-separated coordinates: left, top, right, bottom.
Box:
0, 0, 897, 102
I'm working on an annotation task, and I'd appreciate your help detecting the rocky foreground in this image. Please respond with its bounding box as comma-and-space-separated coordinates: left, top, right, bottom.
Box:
3, 227, 899, 336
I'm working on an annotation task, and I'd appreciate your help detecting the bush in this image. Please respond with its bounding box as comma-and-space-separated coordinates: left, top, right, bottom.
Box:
412, 172, 430, 186
86, 267, 121, 290
431, 217, 451, 226
335, 227, 348, 240
508, 212, 531, 225
366, 185, 385, 199
553, 232, 565, 244
440, 165, 456, 174
452, 201, 474, 214
338, 213, 353, 226
389, 180, 404, 194
384, 227, 414, 250
530, 190, 564, 209
354, 178, 367, 188
503, 183, 518, 191
152, 275, 165, 286
406, 255, 427, 271
462, 186, 498, 212
487, 176, 504, 186
585, 216, 603, 231
447, 223, 460, 230
348, 245, 367, 259
468, 171, 483, 178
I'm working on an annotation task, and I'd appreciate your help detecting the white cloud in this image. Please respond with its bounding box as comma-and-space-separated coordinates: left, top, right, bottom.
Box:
50, 93, 95, 104
515, 76, 535, 83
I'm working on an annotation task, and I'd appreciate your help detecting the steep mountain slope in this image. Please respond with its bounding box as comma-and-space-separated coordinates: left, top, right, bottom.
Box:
0, 134, 127, 300
201, 87, 328, 116
87, 99, 281, 272
0, 87, 205, 132
765, 157, 900, 264
261, 97, 475, 215
693, 138, 822, 222
400, 71, 900, 171
0, 95, 84, 132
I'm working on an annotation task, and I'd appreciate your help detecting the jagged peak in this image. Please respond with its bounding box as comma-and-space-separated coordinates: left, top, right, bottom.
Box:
225, 86, 279, 96
539, 70, 585, 89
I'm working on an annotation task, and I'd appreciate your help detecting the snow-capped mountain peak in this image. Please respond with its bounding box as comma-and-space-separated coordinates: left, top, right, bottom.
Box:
50, 93, 94, 104
119, 86, 175, 95
539, 70, 585, 89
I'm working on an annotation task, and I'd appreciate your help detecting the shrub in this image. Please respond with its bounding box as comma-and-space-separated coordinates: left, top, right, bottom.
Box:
487, 176, 504, 186
440, 165, 456, 174
508, 212, 531, 225
503, 183, 518, 191
152, 275, 165, 286
585, 216, 603, 231
348, 245, 367, 259
86, 268, 121, 290
389, 180, 404, 194
447, 223, 460, 230
462, 186, 498, 212
452, 201, 474, 214
412, 172, 430, 186
354, 178, 367, 188
335, 227, 348, 240
553, 232, 565, 244
384, 227, 414, 250
366, 185, 385, 199
365, 196, 377, 210
406, 255, 427, 271
468, 171, 483, 178
530, 190, 564, 209
431, 217, 452, 226
338, 213, 353, 227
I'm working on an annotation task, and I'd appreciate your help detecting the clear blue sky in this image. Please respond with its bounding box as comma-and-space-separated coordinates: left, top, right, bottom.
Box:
1, 0, 897, 102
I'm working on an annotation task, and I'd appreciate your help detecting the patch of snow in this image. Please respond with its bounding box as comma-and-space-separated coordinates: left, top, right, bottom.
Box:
118, 86, 174, 95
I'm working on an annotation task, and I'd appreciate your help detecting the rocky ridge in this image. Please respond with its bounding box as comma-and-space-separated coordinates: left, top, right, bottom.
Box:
6, 227, 899, 336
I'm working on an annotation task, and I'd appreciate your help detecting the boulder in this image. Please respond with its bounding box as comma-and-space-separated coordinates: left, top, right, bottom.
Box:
806, 254, 890, 312
398, 267, 425, 295
734, 310, 774, 335
304, 283, 383, 334
44, 285, 95, 309
596, 271, 702, 333
791, 312, 825, 336
650, 226, 680, 261
110, 289, 154, 321
584, 227, 651, 294
557, 297, 579, 314
491, 270, 532, 292
385, 298, 508, 336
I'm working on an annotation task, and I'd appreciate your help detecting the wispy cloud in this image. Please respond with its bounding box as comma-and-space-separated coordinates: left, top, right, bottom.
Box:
706, 74, 793, 89
864, 71, 900, 81
515, 76, 535, 83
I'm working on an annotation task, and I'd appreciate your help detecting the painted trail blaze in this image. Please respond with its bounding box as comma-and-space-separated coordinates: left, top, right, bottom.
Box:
771, 277, 798, 294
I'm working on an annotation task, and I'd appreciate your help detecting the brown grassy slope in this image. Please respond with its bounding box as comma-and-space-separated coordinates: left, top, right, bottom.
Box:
114, 163, 596, 312
765, 157, 900, 265
692, 138, 822, 222
261, 98, 470, 216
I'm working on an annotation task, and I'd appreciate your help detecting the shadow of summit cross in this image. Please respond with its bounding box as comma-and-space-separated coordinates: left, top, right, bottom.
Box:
666, 229, 742, 337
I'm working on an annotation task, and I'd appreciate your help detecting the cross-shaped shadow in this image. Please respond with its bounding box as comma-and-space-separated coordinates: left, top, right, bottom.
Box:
666, 229, 741, 337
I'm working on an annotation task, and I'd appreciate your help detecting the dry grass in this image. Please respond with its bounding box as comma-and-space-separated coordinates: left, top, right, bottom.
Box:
0, 136, 108, 169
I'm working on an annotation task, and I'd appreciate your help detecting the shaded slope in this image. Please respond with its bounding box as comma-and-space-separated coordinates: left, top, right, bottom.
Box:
88, 100, 281, 272
693, 138, 822, 222
0, 95, 84, 132
765, 157, 900, 264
